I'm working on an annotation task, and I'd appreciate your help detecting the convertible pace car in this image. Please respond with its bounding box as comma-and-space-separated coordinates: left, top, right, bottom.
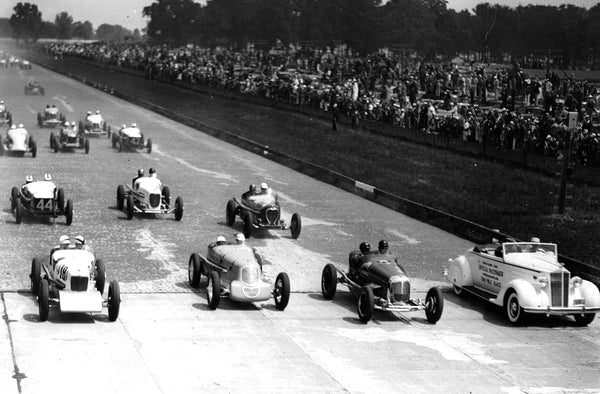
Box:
226, 183, 301, 239
188, 236, 290, 311
50, 122, 90, 153
30, 237, 120, 322
116, 171, 183, 220
111, 124, 151, 153
0, 124, 37, 157
11, 174, 73, 225
445, 238, 600, 325
79, 110, 111, 137
321, 243, 444, 324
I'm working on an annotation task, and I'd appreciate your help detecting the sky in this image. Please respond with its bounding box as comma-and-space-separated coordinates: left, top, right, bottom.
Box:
1, 0, 597, 32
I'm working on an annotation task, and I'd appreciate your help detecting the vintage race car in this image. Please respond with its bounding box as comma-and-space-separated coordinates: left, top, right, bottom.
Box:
188, 237, 291, 310
0, 125, 37, 157
9, 56, 19, 67
30, 238, 120, 322
50, 123, 90, 153
25, 80, 44, 95
11, 174, 73, 225
20, 59, 32, 70
79, 111, 111, 138
321, 245, 444, 324
0, 102, 12, 126
116, 173, 183, 220
37, 105, 64, 128
111, 124, 151, 153
226, 184, 301, 239
445, 239, 600, 325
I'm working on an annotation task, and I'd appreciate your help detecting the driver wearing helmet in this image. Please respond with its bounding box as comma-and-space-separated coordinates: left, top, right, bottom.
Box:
59, 235, 70, 249
132, 168, 144, 187
74, 235, 91, 251
149, 167, 157, 178
44, 173, 52, 181
25, 174, 34, 183
359, 242, 371, 255
242, 184, 257, 200
378, 240, 389, 254
259, 182, 270, 195
235, 233, 245, 244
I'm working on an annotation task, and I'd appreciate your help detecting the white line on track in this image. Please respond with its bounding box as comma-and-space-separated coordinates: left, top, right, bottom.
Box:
152, 146, 238, 182
386, 228, 420, 244
26, 105, 36, 114
52, 96, 74, 112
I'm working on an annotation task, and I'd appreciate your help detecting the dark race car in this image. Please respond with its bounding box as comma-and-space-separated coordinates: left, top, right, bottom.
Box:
38, 105, 65, 128
50, 122, 90, 154
11, 174, 73, 225
321, 241, 444, 324
25, 80, 45, 95
111, 123, 151, 153
226, 183, 301, 239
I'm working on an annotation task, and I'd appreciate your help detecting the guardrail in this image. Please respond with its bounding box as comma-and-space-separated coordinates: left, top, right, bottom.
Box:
29, 55, 600, 286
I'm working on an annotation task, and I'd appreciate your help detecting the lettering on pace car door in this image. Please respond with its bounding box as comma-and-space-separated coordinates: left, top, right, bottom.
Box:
478, 259, 504, 292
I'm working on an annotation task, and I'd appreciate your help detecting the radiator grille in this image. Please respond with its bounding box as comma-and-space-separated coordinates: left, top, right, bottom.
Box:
550, 271, 570, 307
70, 276, 88, 291
391, 279, 410, 303
265, 207, 279, 224
149, 193, 161, 208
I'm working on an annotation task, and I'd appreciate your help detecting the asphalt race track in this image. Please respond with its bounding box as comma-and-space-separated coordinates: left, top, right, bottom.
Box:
0, 61, 599, 394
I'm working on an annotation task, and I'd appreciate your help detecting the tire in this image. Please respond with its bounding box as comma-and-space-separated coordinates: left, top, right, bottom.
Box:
111, 135, 116, 149
52, 134, 59, 153
49, 132, 55, 149
188, 253, 202, 288
116, 185, 125, 210
84, 139, 90, 154
41, 88, 45, 96
65, 199, 73, 225
226, 199, 237, 226
108, 280, 121, 322
107, 126, 111, 138
162, 186, 171, 207
206, 271, 221, 310
116, 138, 122, 152
357, 286, 375, 323
95, 259, 106, 295
54, 190, 64, 215
574, 313, 596, 326
15, 199, 23, 224
38, 279, 50, 322
37, 112, 42, 127
102, 122, 107, 131
425, 287, 444, 323
30, 257, 41, 296
30, 139, 37, 158
174, 196, 183, 221
321, 264, 338, 300
242, 211, 253, 238
505, 290, 526, 325
126, 195, 134, 220
78, 121, 84, 133
146, 138, 152, 153
11, 186, 18, 211
273, 272, 291, 311
290, 212, 302, 239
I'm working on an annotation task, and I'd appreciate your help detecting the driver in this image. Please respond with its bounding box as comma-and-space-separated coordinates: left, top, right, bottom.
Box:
132, 168, 144, 187
242, 184, 256, 200
235, 233, 246, 244
378, 240, 389, 254
359, 242, 371, 255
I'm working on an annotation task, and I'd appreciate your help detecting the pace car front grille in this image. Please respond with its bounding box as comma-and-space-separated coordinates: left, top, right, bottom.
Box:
70, 276, 88, 291
241, 266, 260, 285
149, 193, 161, 208
265, 207, 279, 224
391, 279, 410, 303
550, 271, 569, 307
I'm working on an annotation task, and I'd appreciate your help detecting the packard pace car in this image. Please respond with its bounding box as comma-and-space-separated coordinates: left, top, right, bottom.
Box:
111, 123, 151, 153
321, 241, 444, 324
226, 183, 301, 239
30, 236, 120, 322
24, 79, 44, 95
79, 110, 111, 137
0, 124, 37, 157
50, 122, 90, 153
445, 238, 600, 325
188, 234, 291, 311
116, 169, 183, 220
11, 174, 73, 225
38, 105, 65, 128
0, 101, 12, 126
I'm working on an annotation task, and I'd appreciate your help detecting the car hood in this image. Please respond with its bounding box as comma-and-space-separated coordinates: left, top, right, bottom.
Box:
53, 249, 95, 273
121, 127, 141, 138
209, 244, 258, 267
134, 177, 161, 194
504, 253, 561, 272
63, 128, 78, 137
87, 114, 103, 123
363, 256, 405, 284
24, 181, 56, 198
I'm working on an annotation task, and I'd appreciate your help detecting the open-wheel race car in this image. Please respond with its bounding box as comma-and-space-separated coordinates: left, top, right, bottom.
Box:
188, 234, 291, 311
226, 183, 301, 239
321, 241, 444, 324
445, 237, 600, 325
111, 123, 151, 153
11, 174, 73, 225
38, 105, 65, 128
20, 59, 32, 70
30, 235, 121, 322
116, 168, 183, 220
0, 100, 12, 126
24, 79, 45, 95
0, 124, 37, 157
79, 110, 111, 137
50, 122, 90, 153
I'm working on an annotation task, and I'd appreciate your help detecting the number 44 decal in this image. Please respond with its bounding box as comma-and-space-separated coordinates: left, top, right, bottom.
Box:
36, 199, 53, 210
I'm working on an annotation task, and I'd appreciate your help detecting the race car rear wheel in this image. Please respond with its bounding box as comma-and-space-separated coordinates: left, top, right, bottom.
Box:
116, 138, 122, 152
188, 253, 202, 288
425, 287, 444, 324
65, 199, 73, 225
95, 259, 106, 295
505, 290, 526, 325
206, 271, 221, 310
242, 211, 253, 238
49, 132, 55, 149
15, 199, 23, 224
57, 188, 65, 212
84, 138, 90, 154
79, 121, 84, 133
290, 212, 302, 239
357, 286, 375, 323
37, 112, 42, 127
146, 138, 152, 153
108, 280, 121, 322
116, 185, 125, 210
574, 313, 595, 326
11, 187, 18, 211
321, 264, 338, 300
38, 279, 50, 322
52, 134, 59, 153
274, 272, 291, 311
226, 199, 237, 226
30, 258, 42, 296
30, 139, 37, 158
126, 195, 134, 220
174, 196, 183, 221
161, 186, 171, 207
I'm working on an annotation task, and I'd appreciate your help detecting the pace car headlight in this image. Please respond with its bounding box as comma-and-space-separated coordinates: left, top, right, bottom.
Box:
572, 277, 582, 288
538, 277, 548, 288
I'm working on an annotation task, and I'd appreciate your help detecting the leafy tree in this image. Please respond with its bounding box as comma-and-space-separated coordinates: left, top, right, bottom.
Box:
143, 0, 202, 45
55, 12, 73, 39
0, 18, 13, 37
9, 2, 44, 42
96, 24, 131, 42
72, 21, 94, 40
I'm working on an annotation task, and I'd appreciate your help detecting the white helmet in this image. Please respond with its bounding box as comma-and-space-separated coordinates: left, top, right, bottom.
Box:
18, 123, 23, 128
25, 174, 33, 183
87, 111, 92, 115
59, 235, 70, 246
64, 121, 69, 127
235, 233, 245, 244
530, 237, 540, 243
216, 235, 226, 244
260, 182, 268, 190
74, 235, 85, 246
10, 124, 16, 129
95, 110, 100, 114
44, 173, 51, 181
121, 124, 126, 129
131, 123, 137, 128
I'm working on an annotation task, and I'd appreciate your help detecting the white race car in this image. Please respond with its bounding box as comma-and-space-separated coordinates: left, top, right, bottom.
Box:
11, 174, 73, 225
79, 111, 111, 137
0, 125, 37, 157
445, 238, 600, 325
50, 122, 90, 153
116, 170, 183, 220
30, 237, 121, 322
20, 59, 32, 70
111, 124, 152, 153
38, 105, 65, 128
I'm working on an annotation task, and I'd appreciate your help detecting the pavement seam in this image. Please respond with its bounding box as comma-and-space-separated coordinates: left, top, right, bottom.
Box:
1, 292, 26, 393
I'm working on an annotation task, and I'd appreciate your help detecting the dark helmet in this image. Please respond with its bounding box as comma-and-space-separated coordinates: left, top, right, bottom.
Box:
378, 239, 388, 252
149, 167, 156, 175
359, 242, 370, 255
137, 168, 144, 177
249, 184, 256, 192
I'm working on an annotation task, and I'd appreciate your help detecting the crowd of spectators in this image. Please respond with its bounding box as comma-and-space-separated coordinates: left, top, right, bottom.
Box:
37, 41, 600, 167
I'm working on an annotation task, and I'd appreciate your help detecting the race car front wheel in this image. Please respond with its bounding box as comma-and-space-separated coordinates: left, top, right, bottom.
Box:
206, 271, 221, 310
321, 264, 338, 300
38, 279, 50, 322
95, 259, 106, 295
108, 281, 121, 322
274, 272, 290, 311
425, 287, 444, 324
188, 253, 202, 288
357, 286, 375, 323
30, 258, 41, 296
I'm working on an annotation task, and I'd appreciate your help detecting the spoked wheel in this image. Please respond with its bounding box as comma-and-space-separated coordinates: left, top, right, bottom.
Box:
357, 286, 375, 323
65, 199, 73, 225
108, 280, 121, 322
174, 196, 183, 221
206, 271, 221, 310
505, 291, 526, 325
321, 264, 337, 300
226, 199, 237, 226
38, 279, 50, 322
95, 259, 106, 295
188, 253, 202, 288
126, 195, 134, 220
273, 272, 290, 311
11, 187, 18, 211
290, 212, 302, 239
425, 287, 444, 323
15, 200, 23, 224
57, 188, 65, 212
116, 185, 125, 210
30, 257, 41, 296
